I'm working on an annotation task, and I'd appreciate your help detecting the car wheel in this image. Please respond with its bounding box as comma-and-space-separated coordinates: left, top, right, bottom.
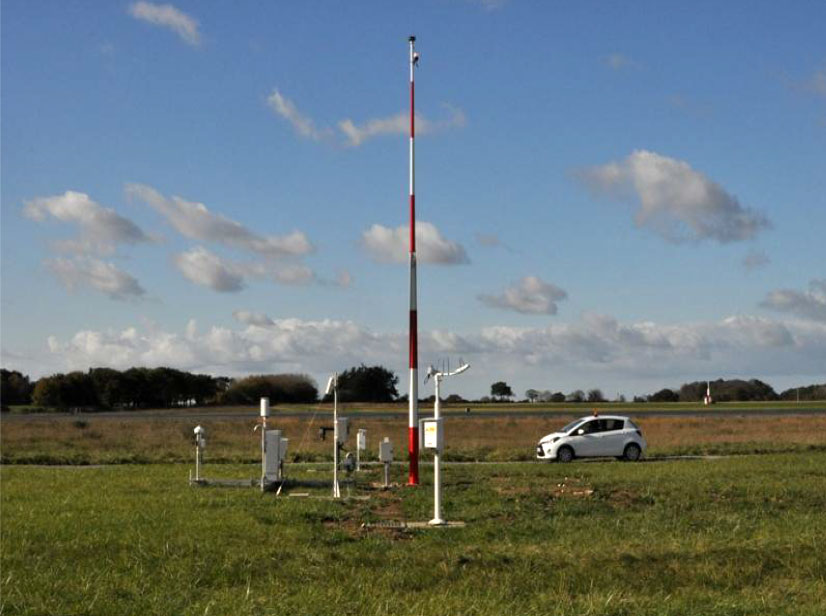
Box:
557, 446, 574, 463
624, 443, 642, 462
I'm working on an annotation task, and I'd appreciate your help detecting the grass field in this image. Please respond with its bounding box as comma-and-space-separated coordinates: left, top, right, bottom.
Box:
3, 411, 825, 614
2, 454, 825, 615
3, 412, 826, 465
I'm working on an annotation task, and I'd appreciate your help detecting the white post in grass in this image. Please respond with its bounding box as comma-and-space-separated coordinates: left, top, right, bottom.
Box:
423, 362, 469, 526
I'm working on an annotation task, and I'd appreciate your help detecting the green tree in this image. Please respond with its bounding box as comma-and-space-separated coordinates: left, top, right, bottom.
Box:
567, 390, 585, 403
649, 388, 679, 403
490, 381, 513, 401
1, 369, 33, 406
32, 372, 97, 409
335, 365, 398, 402
587, 389, 605, 403
525, 389, 539, 403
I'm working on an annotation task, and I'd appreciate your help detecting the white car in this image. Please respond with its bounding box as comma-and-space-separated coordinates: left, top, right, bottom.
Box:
536, 415, 646, 462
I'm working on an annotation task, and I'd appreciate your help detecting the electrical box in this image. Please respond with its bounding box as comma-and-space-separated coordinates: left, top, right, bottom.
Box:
357, 429, 366, 451
260, 397, 270, 418
379, 437, 393, 462
335, 418, 349, 445
264, 430, 287, 481
422, 418, 443, 453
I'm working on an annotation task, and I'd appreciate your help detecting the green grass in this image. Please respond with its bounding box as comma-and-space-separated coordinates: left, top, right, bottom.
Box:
3, 454, 825, 615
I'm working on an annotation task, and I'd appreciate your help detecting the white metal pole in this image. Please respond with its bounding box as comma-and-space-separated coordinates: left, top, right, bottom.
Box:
260, 397, 269, 491
431, 375, 444, 525
333, 373, 340, 499
195, 444, 200, 481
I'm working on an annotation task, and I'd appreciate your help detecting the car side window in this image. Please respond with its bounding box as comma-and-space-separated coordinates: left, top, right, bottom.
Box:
604, 419, 623, 432
577, 420, 597, 435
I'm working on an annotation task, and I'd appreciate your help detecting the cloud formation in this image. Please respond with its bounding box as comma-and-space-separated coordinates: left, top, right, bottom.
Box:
266, 89, 331, 141
267, 88, 466, 147
40, 312, 826, 390
126, 183, 312, 257
128, 2, 201, 47
174, 247, 245, 292
338, 105, 466, 147
760, 279, 826, 322
173, 247, 316, 292
232, 310, 275, 327
23, 190, 149, 255
578, 150, 771, 243
479, 276, 568, 314
47, 257, 145, 300
361, 221, 469, 264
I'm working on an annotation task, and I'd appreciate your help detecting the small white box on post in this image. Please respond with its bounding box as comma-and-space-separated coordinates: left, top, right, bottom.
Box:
335, 417, 349, 445
260, 397, 270, 418
379, 437, 393, 488
356, 429, 366, 471
422, 418, 443, 453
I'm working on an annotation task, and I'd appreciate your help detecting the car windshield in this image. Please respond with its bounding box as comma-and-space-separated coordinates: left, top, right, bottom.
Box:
560, 419, 584, 433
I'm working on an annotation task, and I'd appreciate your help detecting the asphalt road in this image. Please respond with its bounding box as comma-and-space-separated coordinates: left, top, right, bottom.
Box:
5, 406, 826, 422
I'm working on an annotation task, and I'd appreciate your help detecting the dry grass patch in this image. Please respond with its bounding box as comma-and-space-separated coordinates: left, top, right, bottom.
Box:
3, 413, 825, 464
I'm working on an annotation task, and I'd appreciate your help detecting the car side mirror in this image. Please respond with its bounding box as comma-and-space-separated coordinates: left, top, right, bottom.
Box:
576, 428, 585, 435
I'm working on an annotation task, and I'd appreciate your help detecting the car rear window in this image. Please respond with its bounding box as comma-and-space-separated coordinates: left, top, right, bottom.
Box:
603, 419, 624, 432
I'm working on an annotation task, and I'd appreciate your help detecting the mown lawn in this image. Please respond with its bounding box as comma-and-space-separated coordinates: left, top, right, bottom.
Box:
2, 453, 825, 615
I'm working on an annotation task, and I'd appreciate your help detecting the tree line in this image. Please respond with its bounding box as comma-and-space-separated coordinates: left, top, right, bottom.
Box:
0, 364, 399, 411
518, 379, 825, 404
2, 367, 824, 411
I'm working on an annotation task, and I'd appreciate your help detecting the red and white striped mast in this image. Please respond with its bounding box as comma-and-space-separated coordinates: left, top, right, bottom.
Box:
407, 35, 420, 485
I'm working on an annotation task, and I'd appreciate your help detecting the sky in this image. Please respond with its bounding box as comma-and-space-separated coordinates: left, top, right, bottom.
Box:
2, 0, 825, 400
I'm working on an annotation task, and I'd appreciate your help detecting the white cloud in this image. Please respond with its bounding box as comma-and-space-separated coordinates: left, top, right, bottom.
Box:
267, 88, 466, 147
23, 190, 149, 255
173, 247, 317, 292
39, 312, 826, 394
233, 311, 275, 327
479, 276, 568, 315
126, 183, 312, 257
760, 279, 826, 322
361, 221, 469, 264
578, 150, 771, 243
45, 316, 400, 375
128, 2, 201, 47
266, 89, 332, 141
174, 247, 245, 292
46, 257, 145, 300
338, 104, 466, 147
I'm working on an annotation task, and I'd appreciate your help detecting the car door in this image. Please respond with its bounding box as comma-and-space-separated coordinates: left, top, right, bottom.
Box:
569, 419, 601, 456
598, 419, 626, 456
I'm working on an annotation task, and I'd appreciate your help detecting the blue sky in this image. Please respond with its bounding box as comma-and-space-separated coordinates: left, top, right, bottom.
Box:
2, 0, 825, 399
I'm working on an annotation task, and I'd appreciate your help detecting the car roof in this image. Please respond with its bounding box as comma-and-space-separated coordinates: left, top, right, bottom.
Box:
577, 415, 629, 421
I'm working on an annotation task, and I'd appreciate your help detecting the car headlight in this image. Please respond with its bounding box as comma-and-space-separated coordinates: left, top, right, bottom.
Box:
552, 437, 560, 443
